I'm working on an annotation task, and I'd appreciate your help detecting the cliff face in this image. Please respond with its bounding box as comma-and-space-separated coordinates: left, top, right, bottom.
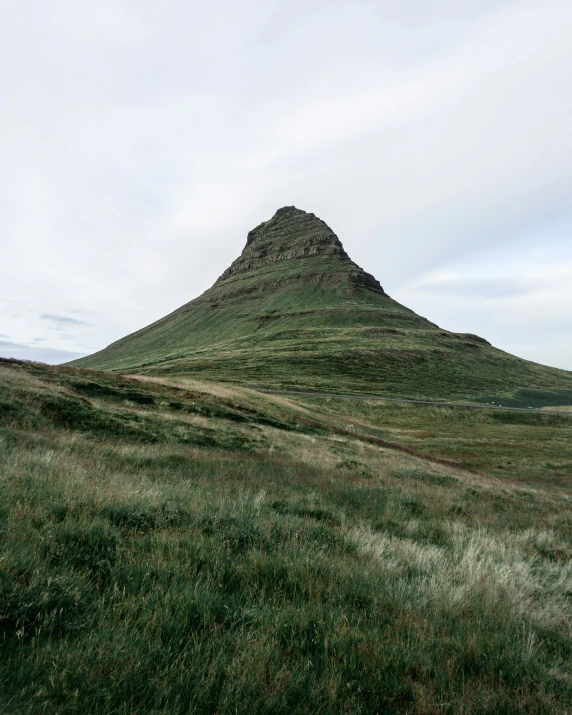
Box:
71, 206, 572, 399
216, 206, 384, 294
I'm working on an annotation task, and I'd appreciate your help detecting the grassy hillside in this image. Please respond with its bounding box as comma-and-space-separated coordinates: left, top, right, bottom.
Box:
71, 207, 572, 400
296, 395, 572, 490
1, 358, 571, 713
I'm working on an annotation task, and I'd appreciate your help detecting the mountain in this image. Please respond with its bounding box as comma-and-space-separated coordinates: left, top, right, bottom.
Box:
71, 206, 572, 399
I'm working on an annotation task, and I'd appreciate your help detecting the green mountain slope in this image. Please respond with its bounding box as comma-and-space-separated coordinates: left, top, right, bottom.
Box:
72, 206, 572, 399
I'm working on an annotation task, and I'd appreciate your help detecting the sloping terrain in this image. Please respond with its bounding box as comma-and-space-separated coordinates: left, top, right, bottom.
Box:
71, 206, 572, 400
1, 358, 571, 713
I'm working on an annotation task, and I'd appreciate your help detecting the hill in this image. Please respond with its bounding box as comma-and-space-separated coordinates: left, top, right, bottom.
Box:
71, 206, 572, 400
1, 358, 571, 713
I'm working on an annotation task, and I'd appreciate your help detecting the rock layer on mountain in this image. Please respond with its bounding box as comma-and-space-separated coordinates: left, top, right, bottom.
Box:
71, 207, 572, 399
218, 206, 383, 293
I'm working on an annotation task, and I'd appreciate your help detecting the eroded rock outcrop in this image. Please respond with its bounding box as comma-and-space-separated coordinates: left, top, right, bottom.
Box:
216, 206, 385, 295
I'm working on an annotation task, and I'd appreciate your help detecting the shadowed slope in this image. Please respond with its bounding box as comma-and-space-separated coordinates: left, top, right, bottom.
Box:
72, 207, 572, 399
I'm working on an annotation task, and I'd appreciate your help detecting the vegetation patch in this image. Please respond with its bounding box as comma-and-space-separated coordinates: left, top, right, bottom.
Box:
0, 360, 570, 713
0, 573, 91, 643
392, 469, 460, 486
44, 522, 119, 576
473, 388, 572, 410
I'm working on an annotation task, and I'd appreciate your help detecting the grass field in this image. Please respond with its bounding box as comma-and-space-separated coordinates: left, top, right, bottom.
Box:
295, 395, 572, 491
1, 359, 571, 714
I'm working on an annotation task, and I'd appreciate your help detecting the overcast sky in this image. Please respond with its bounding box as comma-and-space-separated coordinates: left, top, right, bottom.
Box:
1, 0, 571, 370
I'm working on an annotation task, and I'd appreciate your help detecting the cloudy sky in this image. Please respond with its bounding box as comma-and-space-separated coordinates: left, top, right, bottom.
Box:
1, 0, 571, 369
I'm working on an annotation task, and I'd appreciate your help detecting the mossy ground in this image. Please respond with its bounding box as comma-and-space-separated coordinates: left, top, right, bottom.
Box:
1, 360, 571, 713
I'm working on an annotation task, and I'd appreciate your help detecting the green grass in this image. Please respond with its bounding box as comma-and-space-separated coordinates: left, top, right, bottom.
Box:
1, 360, 571, 713
472, 388, 572, 409
296, 395, 572, 490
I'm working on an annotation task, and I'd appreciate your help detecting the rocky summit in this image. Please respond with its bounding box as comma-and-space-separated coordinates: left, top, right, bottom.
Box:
218, 206, 383, 294
72, 207, 572, 399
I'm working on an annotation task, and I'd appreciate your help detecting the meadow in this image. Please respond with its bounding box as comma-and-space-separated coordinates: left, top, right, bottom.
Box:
296, 395, 572, 490
0, 359, 571, 713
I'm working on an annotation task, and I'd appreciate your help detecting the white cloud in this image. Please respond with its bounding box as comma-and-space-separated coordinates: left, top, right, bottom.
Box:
396, 230, 572, 369
0, 0, 570, 368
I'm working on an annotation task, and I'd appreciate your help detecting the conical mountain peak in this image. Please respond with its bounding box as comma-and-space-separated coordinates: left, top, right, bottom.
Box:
71, 206, 572, 402
217, 206, 383, 293
245, 206, 335, 248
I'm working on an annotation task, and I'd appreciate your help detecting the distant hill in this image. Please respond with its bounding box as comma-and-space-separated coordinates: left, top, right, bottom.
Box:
71, 206, 572, 399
